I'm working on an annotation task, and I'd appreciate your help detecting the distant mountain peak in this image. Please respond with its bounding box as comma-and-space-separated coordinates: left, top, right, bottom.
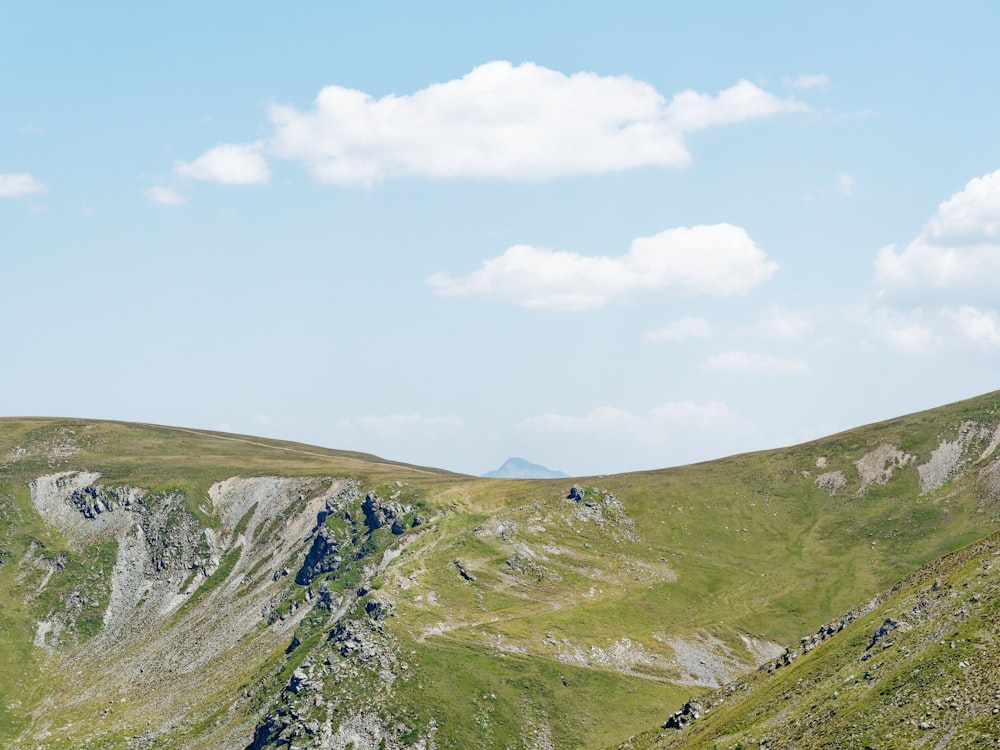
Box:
482, 456, 568, 479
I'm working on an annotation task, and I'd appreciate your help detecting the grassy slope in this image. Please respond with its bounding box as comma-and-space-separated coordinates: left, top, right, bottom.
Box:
0, 390, 998, 748
372, 391, 1000, 747
630, 530, 1000, 749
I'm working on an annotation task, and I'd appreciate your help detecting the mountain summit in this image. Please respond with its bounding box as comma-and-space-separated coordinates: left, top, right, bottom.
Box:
482, 456, 569, 478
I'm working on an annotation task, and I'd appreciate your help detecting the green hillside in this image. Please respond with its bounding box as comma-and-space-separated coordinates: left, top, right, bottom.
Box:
1, 391, 999, 748
627, 528, 1000, 749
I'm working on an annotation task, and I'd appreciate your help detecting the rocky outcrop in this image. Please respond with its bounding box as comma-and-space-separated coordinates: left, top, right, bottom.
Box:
663, 698, 705, 730
814, 470, 847, 495
361, 492, 412, 534
868, 617, 902, 648
855, 444, 915, 494
454, 558, 476, 582
296, 527, 342, 585
67, 483, 144, 519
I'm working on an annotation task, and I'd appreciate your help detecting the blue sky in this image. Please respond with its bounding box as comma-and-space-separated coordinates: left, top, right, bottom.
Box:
3, 2, 1000, 475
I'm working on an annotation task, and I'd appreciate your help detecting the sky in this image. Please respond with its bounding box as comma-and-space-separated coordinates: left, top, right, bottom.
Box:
3, 1, 1000, 476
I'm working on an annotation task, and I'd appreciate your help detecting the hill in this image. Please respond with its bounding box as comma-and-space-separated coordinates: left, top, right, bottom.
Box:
0, 391, 998, 748
482, 457, 569, 479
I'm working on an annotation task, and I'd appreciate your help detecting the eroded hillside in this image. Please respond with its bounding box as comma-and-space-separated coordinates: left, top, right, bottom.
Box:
1, 392, 999, 748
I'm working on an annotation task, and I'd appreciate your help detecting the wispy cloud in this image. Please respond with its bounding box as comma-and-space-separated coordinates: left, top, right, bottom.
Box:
702, 351, 810, 375
428, 224, 778, 310
145, 185, 185, 205
337, 413, 465, 440
803, 172, 854, 203
788, 73, 831, 90
0, 173, 45, 198
175, 142, 270, 185
738, 306, 816, 340
515, 400, 739, 439
644, 316, 718, 342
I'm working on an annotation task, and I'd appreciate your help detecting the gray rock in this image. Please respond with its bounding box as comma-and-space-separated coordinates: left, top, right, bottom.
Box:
868, 618, 901, 649
296, 526, 342, 585
454, 559, 476, 582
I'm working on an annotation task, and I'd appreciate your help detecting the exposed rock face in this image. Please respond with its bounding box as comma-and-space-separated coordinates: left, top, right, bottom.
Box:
68, 483, 144, 518
296, 526, 342, 585
855, 444, 915, 494
361, 492, 411, 534
868, 617, 902, 649
815, 470, 847, 495
916, 421, 992, 492
29, 472, 215, 642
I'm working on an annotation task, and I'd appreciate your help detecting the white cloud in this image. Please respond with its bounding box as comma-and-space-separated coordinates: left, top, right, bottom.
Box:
663, 78, 808, 131
789, 74, 831, 90
854, 301, 1000, 353
514, 400, 738, 440
866, 311, 942, 354
0, 173, 44, 198
175, 142, 270, 185
644, 316, 718, 342
876, 168, 1000, 295
702, 351, 810, 375
428, 224, 778, 310
740, 306, 815, 340
946, 306, 1000, 347
145, 185, 185, 205
266, 61, 807, 184
254, 413, 272, 425
338, 413, 465, 440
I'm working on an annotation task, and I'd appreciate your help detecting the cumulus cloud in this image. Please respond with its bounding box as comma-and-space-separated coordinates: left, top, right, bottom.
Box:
337, 413, 465, 440
514, 400, 738, 439
876, 168, 1000, 295
946, 306, 1000, 347
644, 316, 718, 342
428, 224, 778, 310
175, 142, 270, 185
853, 301, 1000, 353
0, 173, 44, 198
145, 185, 185, 205
265, 61, 806, 184
702, 351, 810, 375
